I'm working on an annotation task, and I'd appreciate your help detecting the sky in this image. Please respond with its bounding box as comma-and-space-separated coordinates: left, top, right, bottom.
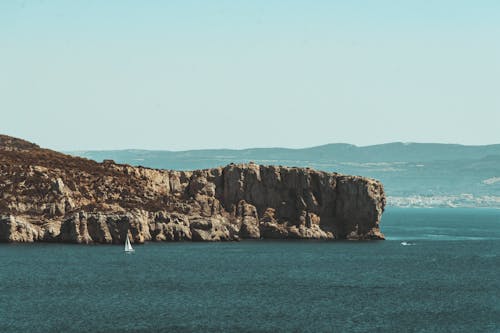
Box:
1, 0, 499, 151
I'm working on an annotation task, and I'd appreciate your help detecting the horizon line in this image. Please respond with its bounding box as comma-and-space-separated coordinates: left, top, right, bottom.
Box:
62, 141, 500, 153
3, 133, 500, 153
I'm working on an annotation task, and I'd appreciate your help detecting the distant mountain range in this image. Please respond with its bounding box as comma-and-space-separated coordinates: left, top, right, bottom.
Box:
68, 142, 500, 208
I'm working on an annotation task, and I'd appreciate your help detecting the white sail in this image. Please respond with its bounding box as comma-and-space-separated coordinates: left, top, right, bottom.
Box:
124, 234, 134, 252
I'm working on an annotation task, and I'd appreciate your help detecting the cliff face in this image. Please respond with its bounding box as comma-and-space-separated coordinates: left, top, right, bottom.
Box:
0, 135, 386, 243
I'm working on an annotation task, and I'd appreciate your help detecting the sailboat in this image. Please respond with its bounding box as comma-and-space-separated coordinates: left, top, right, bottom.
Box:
124, 234, 135, 253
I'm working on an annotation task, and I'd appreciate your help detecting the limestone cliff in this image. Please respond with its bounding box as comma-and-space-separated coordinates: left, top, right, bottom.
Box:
0, 135, 386, 243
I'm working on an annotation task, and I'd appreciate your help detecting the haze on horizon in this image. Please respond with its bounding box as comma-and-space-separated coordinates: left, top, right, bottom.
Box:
1, 1, 499, 151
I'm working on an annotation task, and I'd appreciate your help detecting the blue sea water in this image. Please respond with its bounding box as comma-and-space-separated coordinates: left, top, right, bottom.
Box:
1, 208, 499, 333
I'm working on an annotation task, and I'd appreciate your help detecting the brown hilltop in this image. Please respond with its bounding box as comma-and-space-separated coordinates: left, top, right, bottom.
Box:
0, 135, 40, 151
0, 135, 386, 243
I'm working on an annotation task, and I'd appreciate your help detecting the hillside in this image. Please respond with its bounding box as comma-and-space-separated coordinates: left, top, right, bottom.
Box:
0, 135, 386, 243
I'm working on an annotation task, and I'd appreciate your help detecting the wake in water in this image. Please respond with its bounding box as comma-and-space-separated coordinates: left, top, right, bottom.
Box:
400, 241, 416, 246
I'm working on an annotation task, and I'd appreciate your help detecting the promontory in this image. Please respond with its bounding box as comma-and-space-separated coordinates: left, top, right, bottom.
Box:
0, 135, 386, 243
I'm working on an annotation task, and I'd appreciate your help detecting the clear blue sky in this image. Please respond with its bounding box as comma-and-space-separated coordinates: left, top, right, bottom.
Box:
1, 0, 499, 150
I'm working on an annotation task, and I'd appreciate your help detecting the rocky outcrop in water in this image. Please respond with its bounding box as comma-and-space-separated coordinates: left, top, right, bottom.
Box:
0, 135, 386, 243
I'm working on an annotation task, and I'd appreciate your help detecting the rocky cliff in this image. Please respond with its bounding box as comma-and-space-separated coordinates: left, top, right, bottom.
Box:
0, 135, 386, 243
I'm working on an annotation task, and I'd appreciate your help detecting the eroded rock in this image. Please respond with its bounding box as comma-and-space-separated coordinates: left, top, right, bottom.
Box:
0, 135, 386, 243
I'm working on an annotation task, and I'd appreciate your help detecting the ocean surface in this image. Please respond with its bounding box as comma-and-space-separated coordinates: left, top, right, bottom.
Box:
1, 208, 499, 333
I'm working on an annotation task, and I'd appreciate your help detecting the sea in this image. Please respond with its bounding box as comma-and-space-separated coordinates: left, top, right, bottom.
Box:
1, 208, 499, 333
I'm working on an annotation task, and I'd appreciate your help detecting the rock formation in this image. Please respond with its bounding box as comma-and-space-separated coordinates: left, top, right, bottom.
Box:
0, 135, 386, 243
